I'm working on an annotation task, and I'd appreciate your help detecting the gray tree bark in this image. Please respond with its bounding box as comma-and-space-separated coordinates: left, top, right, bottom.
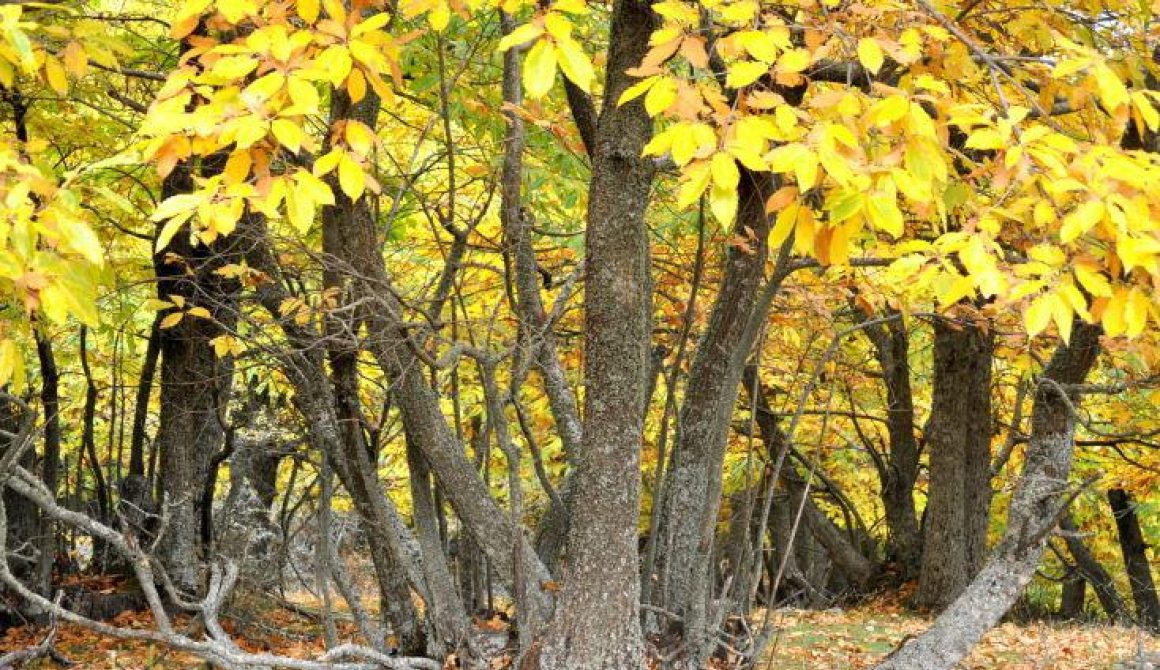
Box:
875, 322, 1101, 670
652, 171, 775, 654
532, 1, 656, 666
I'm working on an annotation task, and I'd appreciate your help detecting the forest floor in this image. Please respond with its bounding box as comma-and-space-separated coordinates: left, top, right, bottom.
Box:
2, 595, 1155, 669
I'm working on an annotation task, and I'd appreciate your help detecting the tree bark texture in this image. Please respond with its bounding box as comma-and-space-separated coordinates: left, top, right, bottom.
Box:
533, 1, 656, 667
915, 319, 994, 610
653, 170, 775, 641
875, 322, 1100, 670
153, 161, 239, 593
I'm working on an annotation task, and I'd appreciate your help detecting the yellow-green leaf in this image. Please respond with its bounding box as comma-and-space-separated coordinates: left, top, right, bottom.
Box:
523, 38, 558, 99
555, 38, 594, 93
866, 192, 903, 238
498, 22, 544, 52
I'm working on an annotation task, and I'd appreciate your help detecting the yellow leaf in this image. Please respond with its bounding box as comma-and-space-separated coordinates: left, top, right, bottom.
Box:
217, 0, 255, 24
618, 76, 656, 106
1125, 287, 1149, 338
1093, 63, 1129, 114
709, 182, 737, 224
224, 151, 252, 184
1023, 293, 1053, 338
1059, 200, 1104, 243
868, 95, 908, 127
322, 0, 345, 24
770, 201, 799, 247
59, 218, 104, 265
155, 212, 192, 252
272, 119, 304, 153
829, 220, 856, 265
736, 31, 778, 63
209, 55, 258, 81
710, 152, 739, 190
725, 60, 768, 89
0, 340, 17, 388
142, 298, 173, 311
187, 306, 213, 319
338, 153, 366, 201
428, 3, 451, 30
498, 22, 544, 53
1132, 91, 1159, 131
939, 275, 976, 306
44, 55, 68, 95
298, 0, 320, 23
676, 161, 711, 209
645, 76, 677, 116
1102, 288, 1127, 337
794, 152, 818, 191
857, 38, 884, 75
1074, 264, 1112, 298
211, 335, 236, 357
287, 76, 321, 114
523, 38, 557, 99
346, 68, 368, 103
891, 168, 930, 203
313, 148, 342, 176
344, 121, 375, 157
964, 128, 1006, 150
160, 311, 184, 329
776, 49, 811, 74
1052, 292, 1073, 344
286, 186, 315, 233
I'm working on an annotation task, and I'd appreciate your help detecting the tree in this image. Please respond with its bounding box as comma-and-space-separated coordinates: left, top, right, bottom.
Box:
0, 0, 1157, 669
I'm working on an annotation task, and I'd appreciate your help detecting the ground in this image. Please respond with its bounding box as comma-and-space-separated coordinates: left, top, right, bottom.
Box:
2, 599, 1155, 669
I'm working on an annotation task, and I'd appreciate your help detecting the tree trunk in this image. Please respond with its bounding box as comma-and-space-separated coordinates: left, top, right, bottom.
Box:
316, 95, 430, 650
861, 314, 921, 577
33, 332, 59, 596
1059, 515, 1129, 622
653, 170, 775, 660
407, 438, 470, 656
153, 161, 239, 592
875, 322, 1100, 670
129, 316, 161, 479
237, 214, 437, 644
1107, 488, 1160, 630
533, 2, 655, 667
1060, 574, 1086, 619
915, 319, 994, 610
1, 397, 40, 596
